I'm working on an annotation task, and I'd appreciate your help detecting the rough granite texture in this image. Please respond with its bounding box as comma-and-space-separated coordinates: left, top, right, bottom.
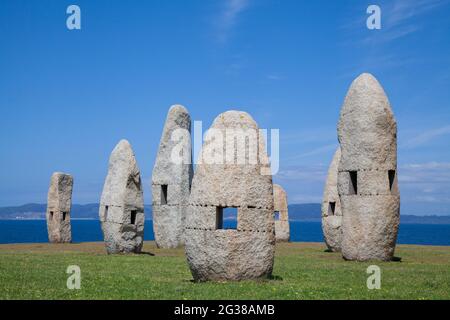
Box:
99, 140, 145, 254
273, 184, 290, 242
185, 111, 275, 281
46, 172, 73, 243
152, 105, 193, 248
337, 73, 400, 261
321, 148, 342, 252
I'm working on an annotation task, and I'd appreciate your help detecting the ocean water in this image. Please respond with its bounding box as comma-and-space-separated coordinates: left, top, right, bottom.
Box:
0, 220, 449, 246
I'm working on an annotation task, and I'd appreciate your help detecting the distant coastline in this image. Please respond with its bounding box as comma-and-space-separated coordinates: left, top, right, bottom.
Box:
1, 203, 450, 224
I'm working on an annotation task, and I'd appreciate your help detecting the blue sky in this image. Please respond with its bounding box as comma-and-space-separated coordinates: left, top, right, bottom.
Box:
0, 0, 449, 215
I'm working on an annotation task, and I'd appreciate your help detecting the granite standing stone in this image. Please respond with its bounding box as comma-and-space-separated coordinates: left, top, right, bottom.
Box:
337, 73, 400, 261
185, 111, 275, 281
152, 105, 193, 248
46, 172, 73, 243
321, 147, 342, 252
273, 184, 290, 242
99, 140, 145, 254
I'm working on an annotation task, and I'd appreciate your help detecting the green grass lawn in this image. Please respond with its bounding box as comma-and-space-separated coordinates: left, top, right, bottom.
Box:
0, 241, 448, 299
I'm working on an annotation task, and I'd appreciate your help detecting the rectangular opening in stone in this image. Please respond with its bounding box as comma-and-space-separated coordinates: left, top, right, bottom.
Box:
104, 205, 109, 221
328, 202, 336, 215
161, 185, 168, 205
50, 211, 54, 220
130, 210, 137, 225
62, 212, 67, 221
274, 211, 280, 220
349, 171, 358, 195
216, 207, 238, 230
388, 170, 396, 192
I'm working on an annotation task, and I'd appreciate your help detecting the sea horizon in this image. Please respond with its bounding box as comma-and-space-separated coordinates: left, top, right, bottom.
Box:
1, 220, 449, 246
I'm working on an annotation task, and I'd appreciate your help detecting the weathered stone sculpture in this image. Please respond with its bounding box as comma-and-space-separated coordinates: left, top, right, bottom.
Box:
46, 172, 73, 243
99, 140, 145, 254
321, 147, 342, 252
152, 105, 193, 248
273, 184, 290, 242
338, 73, 400, 261
185, 111, 275, 281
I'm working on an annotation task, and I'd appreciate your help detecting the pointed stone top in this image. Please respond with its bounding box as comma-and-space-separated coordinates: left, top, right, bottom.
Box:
110, 139, 134, 161
51, 172, 72, 178
108, 140, 137, 175
212, 110, 257, 129
273, 184, 286, 195
190, 110, 272, 209
338, 73, 397, 169
101, 139, 142, 208
343, 72, 392, 115
152, 105, 192, 184
354, 72, 378, 84
349, 73, 389, 104
162, 104, 191, 130
169, 104, 189, 114
116, 138, 131, 148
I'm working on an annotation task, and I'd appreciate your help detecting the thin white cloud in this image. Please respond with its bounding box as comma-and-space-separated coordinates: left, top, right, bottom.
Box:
402, 125, 450, 149
216, 0, 250, 43
266, 74, 284, 81
364, 24, 420, 44
274, 164, 328, 204
285, 143, 338, 161
288, 194, 323, 204
339, 0, 448, 77
401, 162, 450, 170
366, 0, 449, 44
386, 0, 447, 27
280, 129, 336, 145
276, 165, 328, 182
398, 161, 450, 204
338, 53, 419, 79
341, 0, 449, 47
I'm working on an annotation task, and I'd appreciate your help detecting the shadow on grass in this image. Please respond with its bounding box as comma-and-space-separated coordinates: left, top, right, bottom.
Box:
342, 256, 403, 262
185, 274, 284, 283
139, 251, 155, 256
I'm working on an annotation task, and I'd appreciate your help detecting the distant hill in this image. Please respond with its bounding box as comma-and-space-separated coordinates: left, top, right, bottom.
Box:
0, 203, 152, 220
0, 203, 449, 224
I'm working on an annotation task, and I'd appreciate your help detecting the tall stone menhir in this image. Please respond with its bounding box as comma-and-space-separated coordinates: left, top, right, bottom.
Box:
185, 111, 275, 281
152, 105, 193, 248
321, 148, 342, 252
46, 172, 73, 243
273, 184, 290, 242
338, 73, 400, 261
99, 140, 145, 254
